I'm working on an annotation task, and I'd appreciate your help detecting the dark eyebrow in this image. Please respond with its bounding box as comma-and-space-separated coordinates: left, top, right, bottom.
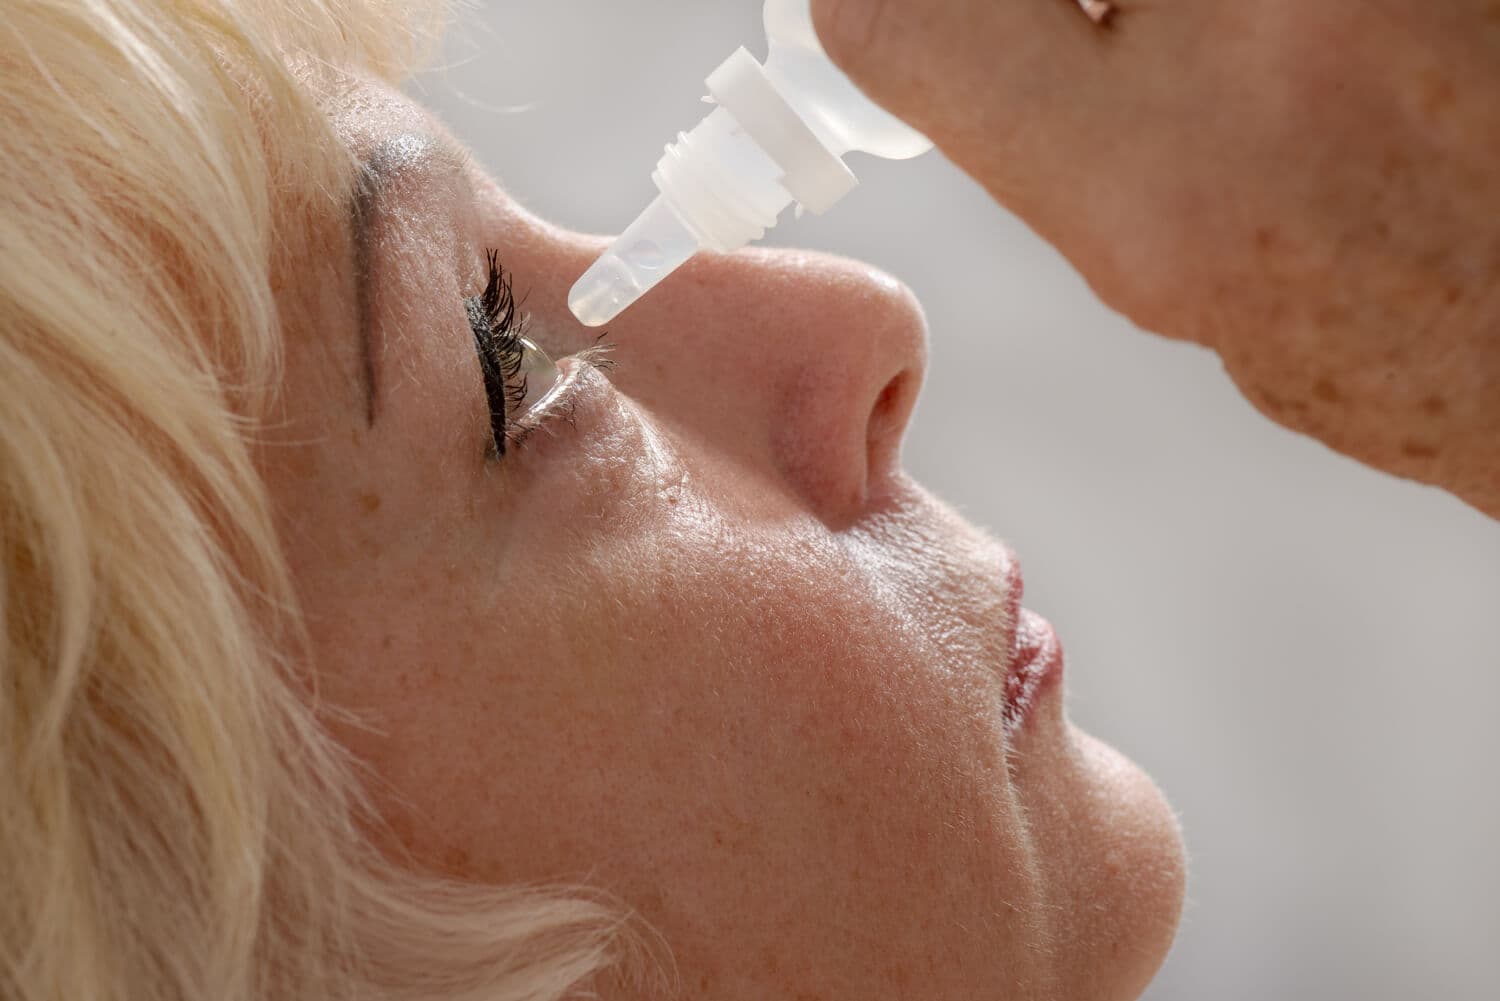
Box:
350, 165, 380, 427
348, 133, 467, 426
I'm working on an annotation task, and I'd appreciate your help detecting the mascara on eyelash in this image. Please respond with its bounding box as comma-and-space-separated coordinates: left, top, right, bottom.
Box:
468, 252, 529, 457
470, 251, 597, 460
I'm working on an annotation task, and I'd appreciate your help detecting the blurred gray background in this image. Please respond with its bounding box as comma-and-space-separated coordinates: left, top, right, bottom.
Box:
414, 3, 1500, 998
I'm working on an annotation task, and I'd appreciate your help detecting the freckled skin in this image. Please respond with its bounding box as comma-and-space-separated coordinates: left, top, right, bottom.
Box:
813, 0, 1500, 518
1312, 378, 1342, 405
254, 82, 1184, 1001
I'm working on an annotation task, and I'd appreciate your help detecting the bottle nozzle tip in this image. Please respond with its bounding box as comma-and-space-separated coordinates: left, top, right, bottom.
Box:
568, 196, 704, 326
568, 254, 638, 327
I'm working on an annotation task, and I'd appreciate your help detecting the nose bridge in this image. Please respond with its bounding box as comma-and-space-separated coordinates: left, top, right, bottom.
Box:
532, 220, 927, 526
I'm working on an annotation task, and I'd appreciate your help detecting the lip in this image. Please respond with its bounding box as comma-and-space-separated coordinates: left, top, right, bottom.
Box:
999, 558, 1064, 732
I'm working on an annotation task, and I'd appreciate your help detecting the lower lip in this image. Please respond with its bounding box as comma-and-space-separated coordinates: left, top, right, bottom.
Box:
1003, 608, 1064, 731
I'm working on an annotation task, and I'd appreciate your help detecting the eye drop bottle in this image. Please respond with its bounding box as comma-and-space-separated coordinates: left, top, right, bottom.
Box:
568, 0, 932, 327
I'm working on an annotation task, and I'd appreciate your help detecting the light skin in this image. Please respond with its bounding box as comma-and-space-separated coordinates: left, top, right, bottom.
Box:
812, 0, 1500, 520
257, 79, 1184, 1000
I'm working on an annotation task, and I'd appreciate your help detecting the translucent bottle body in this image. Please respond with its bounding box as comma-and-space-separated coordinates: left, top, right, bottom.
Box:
759, 0, 933, 162
568, 0, 932, 326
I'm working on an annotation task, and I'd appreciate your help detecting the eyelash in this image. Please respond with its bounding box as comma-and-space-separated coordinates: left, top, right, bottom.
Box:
465, 250, 530, 458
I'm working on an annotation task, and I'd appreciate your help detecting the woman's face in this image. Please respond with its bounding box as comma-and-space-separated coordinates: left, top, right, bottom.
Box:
260, 78, 1184, 1000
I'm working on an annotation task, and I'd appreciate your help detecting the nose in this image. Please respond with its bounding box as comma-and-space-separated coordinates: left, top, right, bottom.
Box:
565, 235, 928, 526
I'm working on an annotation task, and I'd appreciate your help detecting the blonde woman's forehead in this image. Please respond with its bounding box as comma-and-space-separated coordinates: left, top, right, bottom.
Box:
267, 78, 466, 305
324, 77, 450, 165
270, 78, 472, 262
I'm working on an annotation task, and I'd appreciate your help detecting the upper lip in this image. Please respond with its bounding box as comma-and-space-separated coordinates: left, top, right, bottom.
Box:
1001, 549, 1025, 675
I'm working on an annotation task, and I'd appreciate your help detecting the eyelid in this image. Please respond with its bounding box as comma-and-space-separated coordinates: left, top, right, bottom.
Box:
496, 356, 589, 453
514, 337, 563, 414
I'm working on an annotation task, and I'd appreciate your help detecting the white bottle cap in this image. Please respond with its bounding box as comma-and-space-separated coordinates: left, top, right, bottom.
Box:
705, 47, 856, 215
569, 47, 856, 327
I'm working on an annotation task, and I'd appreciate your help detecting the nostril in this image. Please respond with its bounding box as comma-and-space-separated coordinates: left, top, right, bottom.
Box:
866, 369, 918, 487
870, 378, 903, 435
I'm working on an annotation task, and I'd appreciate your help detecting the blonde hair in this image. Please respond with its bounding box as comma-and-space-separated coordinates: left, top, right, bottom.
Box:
0, 2, 662, 999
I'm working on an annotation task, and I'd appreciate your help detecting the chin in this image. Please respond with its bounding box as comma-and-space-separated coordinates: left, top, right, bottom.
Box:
1043, 725, 1188, 1000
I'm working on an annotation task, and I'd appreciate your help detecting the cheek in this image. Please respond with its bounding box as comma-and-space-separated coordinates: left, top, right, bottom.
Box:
281, 389, 1067, 993
335, 490, 1059, 986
